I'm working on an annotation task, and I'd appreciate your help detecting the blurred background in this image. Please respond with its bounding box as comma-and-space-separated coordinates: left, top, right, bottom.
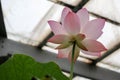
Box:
1, 0, 120, 80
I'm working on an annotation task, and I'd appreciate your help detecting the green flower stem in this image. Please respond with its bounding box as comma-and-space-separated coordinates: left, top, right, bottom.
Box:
70, 41, 76, 80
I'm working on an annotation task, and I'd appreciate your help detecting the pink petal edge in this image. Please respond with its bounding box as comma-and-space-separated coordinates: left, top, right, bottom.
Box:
48, 20, 67, 35
63, 12, 81, 35
48, 35, 69, 44
82, 39, 107, 52
81, 18, 105, 39
77, 8, 89, 28
81, 50, 101, 56
61, 7, 72, 24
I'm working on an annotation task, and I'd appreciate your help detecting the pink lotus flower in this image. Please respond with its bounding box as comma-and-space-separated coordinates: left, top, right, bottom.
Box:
48, 7, 107, 61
